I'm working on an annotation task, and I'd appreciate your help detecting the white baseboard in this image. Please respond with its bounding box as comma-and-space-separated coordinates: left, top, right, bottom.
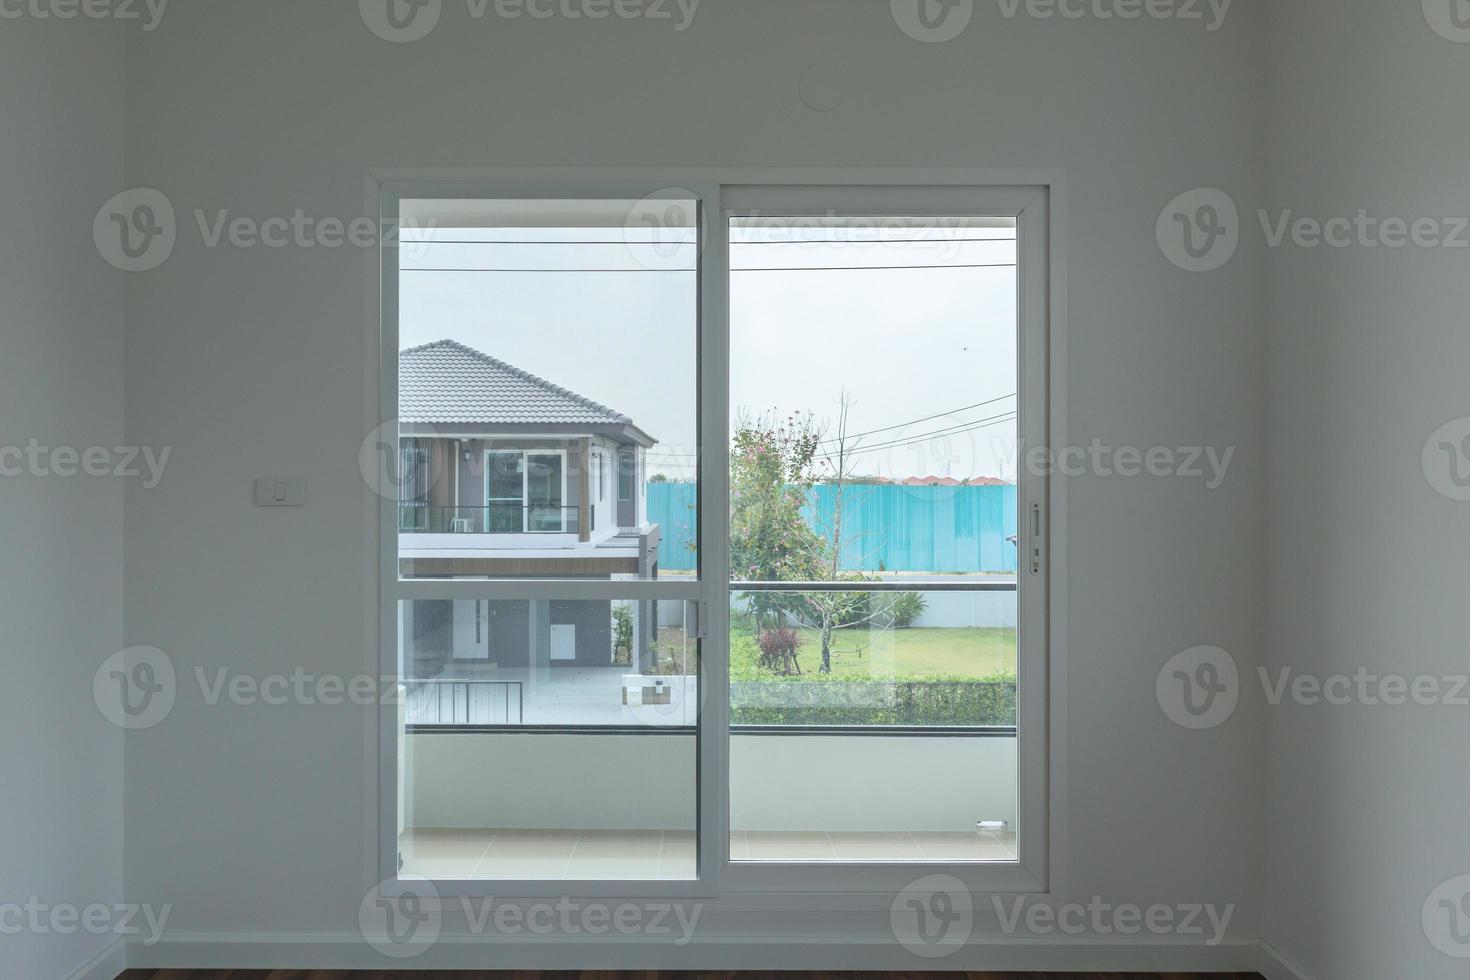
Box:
130, 933, 1262, 973
1259, 939, 1316, 980
65, 937, 127, 980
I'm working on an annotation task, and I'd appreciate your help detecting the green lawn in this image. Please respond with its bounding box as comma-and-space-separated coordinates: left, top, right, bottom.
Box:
730, 625, 1016, 682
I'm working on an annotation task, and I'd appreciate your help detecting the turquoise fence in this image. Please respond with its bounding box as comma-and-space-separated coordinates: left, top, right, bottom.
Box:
646, 481, 699, 570
646, 482, 1017, 574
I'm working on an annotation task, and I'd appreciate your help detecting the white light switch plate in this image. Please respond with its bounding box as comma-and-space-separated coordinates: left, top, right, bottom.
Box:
253, 476, 306, 507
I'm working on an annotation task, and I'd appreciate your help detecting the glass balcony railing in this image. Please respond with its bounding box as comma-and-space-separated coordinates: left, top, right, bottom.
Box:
398, 504, 580, 534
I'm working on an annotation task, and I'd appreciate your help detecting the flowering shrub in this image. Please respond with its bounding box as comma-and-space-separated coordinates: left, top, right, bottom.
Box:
757, 626, 805, 675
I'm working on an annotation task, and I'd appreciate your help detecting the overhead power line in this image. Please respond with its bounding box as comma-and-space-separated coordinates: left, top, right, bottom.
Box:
646, 396, 1022, 460
816, 393, 1016, 445
816, 411, 1018, 459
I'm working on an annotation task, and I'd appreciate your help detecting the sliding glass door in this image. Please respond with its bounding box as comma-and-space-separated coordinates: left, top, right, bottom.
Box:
378, 179, 1049, 898
726, 209, 1022, 863
381, 187, 711, 890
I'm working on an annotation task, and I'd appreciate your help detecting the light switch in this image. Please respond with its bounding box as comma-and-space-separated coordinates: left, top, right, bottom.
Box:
254, 476, 306, 507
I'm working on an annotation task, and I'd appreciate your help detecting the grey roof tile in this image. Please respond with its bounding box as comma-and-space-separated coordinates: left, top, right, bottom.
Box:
399, 339, 633, 427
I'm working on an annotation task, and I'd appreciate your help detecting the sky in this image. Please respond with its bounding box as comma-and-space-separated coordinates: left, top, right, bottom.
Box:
399, 215, 1018, 483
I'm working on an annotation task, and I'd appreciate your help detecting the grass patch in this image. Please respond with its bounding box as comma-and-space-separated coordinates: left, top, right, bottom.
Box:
730, 625, 1016, 682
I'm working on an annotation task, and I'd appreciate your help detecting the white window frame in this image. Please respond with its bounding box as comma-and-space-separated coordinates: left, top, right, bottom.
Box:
372, 172, 1067, 906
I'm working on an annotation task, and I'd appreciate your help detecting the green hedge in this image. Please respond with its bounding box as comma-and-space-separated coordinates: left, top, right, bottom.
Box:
731, 679, 1016, 728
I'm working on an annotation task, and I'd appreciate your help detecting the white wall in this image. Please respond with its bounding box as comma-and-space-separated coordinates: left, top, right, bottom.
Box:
909, 591, 1017, 629
405, 733, 1015, 833
0, 18, 127, 980
1260, 3, 1470, 978
406, 734, 695, 831
731, 735, 1017, 833
121, 0, 1267, 961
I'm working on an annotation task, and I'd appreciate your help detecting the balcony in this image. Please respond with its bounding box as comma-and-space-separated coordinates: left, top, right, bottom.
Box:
397, 504, 662, 578
398, 503, 579, 535
397, 581, 1020, 876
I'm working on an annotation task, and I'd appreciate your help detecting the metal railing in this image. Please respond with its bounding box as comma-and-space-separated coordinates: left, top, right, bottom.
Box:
398, 504, 579, 534
403, 678, 524, 726
731, 580, 1018, 591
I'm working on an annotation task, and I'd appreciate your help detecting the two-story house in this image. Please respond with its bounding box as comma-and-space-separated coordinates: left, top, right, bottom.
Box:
396, 340, 665, 695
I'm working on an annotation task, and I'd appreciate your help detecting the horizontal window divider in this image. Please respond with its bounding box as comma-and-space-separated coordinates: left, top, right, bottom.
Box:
394, 579, 702, 601
731, 725, 1017, 737
406, 724, 698, 736
730, 580, 1017, 592
405, 725, 1018, 738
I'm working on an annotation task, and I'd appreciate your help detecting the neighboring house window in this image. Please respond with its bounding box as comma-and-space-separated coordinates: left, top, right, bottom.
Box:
399, 441, 429, 530
486, 450, 524, 532
485, 448, 568, 533
618, 449, 634, 502
526, 453, 565, 531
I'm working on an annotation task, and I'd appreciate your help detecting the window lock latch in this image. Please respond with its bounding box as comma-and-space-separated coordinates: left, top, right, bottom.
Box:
688, 600, 710, 640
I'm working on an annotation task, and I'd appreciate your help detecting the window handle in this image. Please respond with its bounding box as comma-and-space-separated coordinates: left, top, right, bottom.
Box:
1029, 501, 1043, 575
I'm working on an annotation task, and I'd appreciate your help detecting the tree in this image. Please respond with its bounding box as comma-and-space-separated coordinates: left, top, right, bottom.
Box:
794, 392, 889, 673
611, 604, 634, 666
730, 410, 826, 634
729, 396, 894, 675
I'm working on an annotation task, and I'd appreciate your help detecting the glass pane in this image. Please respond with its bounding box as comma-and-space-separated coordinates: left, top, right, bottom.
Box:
397, 598, 697, 880
487, 450, 524, 532
526, 453, 566, 531
729, 214, 1018, 583
727, 588, 1017, 862
394, 197, 698, 580
727, 215, 1020, 863
730, 589, 1016, 727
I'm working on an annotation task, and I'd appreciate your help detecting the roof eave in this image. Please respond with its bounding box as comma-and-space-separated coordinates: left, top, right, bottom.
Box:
398, 421, 657, 448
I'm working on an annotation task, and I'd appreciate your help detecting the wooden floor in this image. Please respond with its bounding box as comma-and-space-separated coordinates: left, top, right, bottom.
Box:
120, 971, 1267, 980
